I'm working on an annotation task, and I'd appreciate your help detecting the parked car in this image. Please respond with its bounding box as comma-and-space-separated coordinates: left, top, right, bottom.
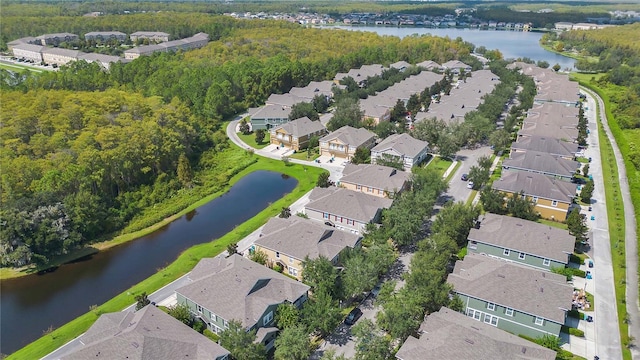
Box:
344, 308, 362, 325
461, 173, 469, 181
467, 181, 474, 189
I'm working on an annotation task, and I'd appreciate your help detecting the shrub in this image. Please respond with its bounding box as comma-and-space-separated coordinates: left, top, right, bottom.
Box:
203, 329, 220, 342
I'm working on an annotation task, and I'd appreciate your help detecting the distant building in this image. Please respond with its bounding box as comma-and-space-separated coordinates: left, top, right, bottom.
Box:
250, 104, 292, 130
11, 43, 44, 63
123, 32, 209, 60
130, 31, 170, 43
84, 31, 127, 43
78, 53, 126, 70
42, 47, 81, 66
35, 33, 79, 46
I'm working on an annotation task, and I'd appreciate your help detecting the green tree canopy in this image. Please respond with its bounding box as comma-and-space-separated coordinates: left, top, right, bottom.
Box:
219, 320, 266, 360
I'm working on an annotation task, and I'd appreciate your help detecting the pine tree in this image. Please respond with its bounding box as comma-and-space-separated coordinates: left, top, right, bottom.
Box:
177, 153, 193, 188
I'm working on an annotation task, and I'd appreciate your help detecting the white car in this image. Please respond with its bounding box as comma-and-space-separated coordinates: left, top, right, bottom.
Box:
467, 181, 474, 189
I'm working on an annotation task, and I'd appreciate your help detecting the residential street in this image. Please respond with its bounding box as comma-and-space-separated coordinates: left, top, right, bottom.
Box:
583, 88, 639, 359
311, 146, 491, 359
580, 89, 624, 360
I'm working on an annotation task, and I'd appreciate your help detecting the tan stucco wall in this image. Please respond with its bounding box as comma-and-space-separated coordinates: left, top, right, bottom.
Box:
254, 245, 304, 280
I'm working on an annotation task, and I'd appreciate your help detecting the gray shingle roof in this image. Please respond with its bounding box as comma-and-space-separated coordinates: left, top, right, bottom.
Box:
502, 151, 580, 178
256, 217, 361, 261
447, 254, 573, 323
469, 214, 574, 263
416, 60, 441, 69
12, 43, 44, 52
341, 163, 410, 193
492, 170, 577, 203
372, 133, 428, 159
442, 60, 471, 70
176, 254, 309, 328
518, 121, 578, 142
396, 307, 557, 360
60, 305, 230, 360
42, 47, 81, 57
306, 187, 393, 223
511, 136, 579, 158
272, 117, 326, 138
320, 126, 375, 148
251, 104, 292, 120
526, 102, 579, 128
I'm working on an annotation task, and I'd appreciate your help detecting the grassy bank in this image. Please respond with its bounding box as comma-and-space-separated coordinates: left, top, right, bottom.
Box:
578, 84, 632, 359
7, 150, 325, 360
0, 62, 47, 72
238, 132, 270, 149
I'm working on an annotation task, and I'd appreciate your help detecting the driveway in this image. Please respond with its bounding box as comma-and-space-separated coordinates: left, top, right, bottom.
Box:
445, 147, 493, 203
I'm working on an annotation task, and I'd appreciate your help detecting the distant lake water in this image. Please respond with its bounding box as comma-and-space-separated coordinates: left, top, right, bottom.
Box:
330, 26, 576, 70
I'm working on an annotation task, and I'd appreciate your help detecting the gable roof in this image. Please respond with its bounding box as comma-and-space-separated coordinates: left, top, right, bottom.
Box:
518, 121, 578, 142
176, 254, 309, 328
341, 163, 410, 192
502, 150, 580, 178
442, 60, 471, 70
372, 133, 429, 159
59, 305, 230, 360
250, 104, 292, 120
390, 60, 411, 70
256, 217, 361, 261
306, 187, 393, 223
272, 117, 326, 137
42, 47, 81, 57
511, 136, 579, 158
396, 307, 557, 360
416, 60, 441, 69
447, 254, 573, 323
469, 214, 575, 263
492, 171, 577, 203
319, 126, 375, 148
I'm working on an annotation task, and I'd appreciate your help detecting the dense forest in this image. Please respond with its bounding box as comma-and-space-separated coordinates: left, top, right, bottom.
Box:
0, 15, 477, 267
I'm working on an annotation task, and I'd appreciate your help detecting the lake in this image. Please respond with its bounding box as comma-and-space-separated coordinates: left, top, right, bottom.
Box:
331, 26, 576, 70
0, 170, 297, 355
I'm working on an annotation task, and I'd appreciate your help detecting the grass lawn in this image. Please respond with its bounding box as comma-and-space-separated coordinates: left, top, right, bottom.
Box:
0, 62, 48, 72
444, 161, 461, 183
537, 218, 568, 230
8, 146, 325, 360
425, 156, 453, 178
237, 132, 270, 149
576, 157, 590, 163
290, 148, 320, 161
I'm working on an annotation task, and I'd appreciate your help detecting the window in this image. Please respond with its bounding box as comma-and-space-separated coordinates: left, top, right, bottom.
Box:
505, 308, 514, 317
263, 311, 274, 326
519, 252, 526, 260
503, 249, 510, 256
535, 317, 544, 326
276, 252, 280, 258
487, 302, 496, 311
197, 305, 203, 313
469, 241, 477, 250
356, 184, 362, 190
551, 200, 558, 207
288, 267, 298, 276
323, 212, 329, 219
484, 314, 498, 326
368, 187, 373, 193
543, 258, 551, 266
289, 257, 294, 264
532, 196, 539, 203
466, 308, 481, 321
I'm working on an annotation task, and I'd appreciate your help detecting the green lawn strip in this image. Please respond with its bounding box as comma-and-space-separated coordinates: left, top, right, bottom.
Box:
537, 218, 568, 230
576, 157, 590, 164
466, 190, 477, 206
289, 149, 320, 161
444, 161, 461, 183
8, 152, 325, 360
425, 156, 453, 177
579, 85, 632, 359
237, 132, 270, 149
0, 62, 47, 72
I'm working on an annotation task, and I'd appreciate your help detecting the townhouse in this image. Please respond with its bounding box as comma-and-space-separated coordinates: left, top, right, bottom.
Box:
319, 126, 376, 160
269, 117, 327, 151
370, 133, 429, 171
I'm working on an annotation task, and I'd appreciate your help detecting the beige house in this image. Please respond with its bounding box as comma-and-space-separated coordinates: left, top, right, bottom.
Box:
11, 43, 44, 63
253, 217, 361, 280
269, 117, 327, 151
339, 163, 411, 198
319, 126, 376, 160
370, 133, 429, 170
304, 187, 393, 234
130, 31, 170, 43
42, 47, 81, 66
492, 171, 577, 221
